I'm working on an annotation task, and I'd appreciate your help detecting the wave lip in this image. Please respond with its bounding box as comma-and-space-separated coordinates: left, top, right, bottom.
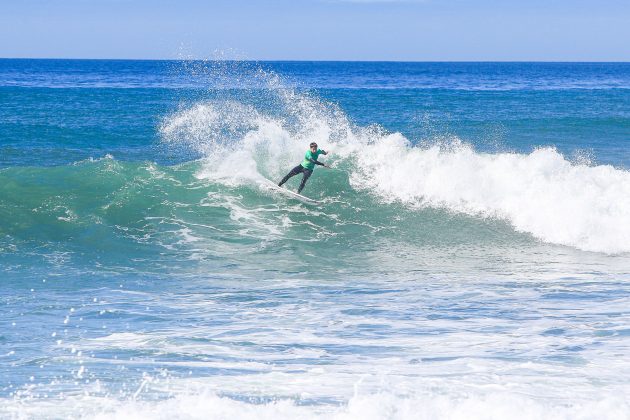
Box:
355, 139, 630, 254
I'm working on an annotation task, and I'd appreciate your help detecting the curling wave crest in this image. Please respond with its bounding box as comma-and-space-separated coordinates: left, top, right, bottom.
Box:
160, 79, 630, 254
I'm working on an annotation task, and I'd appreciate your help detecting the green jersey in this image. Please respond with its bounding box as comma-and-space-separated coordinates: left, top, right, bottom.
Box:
301, 149, 325, 170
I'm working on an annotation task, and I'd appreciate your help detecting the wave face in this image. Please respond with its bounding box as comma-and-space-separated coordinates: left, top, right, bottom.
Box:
156, 66, 630, 254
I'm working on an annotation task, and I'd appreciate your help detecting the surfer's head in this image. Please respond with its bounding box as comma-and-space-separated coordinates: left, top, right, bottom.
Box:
309, 142, 318, 151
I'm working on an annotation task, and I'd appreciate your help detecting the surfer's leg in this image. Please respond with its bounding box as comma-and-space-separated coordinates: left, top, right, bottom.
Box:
297, 169, 312, 194
278, 165, 304, 186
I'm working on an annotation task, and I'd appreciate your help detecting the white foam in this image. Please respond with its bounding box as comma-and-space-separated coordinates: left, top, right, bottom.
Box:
353, 139, 630, 254
3, 388, 629, 420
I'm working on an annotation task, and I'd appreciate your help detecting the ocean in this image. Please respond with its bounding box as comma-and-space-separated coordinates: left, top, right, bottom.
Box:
1, 59, 629, 419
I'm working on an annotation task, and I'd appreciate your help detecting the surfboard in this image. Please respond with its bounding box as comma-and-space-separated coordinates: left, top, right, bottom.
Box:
263, 179, 322, 205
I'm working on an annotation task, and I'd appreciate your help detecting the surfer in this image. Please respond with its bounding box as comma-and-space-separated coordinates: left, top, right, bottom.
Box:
278, 142, 330, 194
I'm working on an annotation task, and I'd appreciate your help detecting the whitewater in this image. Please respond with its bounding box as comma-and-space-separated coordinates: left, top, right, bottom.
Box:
1, 60, 630, 419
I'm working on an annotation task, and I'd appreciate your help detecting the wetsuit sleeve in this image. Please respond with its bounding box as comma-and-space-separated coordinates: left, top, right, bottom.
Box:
308, 158, 325, 166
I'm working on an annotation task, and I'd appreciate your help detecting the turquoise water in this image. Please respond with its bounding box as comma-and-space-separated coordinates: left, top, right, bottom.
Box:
1, 60, 630, 419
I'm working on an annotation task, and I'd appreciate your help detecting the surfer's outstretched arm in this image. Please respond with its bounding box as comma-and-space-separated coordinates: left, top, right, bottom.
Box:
308, 157, 327, 167
309, 150, 331, 168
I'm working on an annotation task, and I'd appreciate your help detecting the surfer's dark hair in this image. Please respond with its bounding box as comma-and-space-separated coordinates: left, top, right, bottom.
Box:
310, 142, 317, 148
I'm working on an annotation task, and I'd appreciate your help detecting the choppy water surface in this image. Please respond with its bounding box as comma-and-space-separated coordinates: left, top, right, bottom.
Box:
1, 60, 630, 419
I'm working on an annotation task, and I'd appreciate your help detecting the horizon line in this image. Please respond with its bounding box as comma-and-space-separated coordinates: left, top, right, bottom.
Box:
1, 57, 629, 64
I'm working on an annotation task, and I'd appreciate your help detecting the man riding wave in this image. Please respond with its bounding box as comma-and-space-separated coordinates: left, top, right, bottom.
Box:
278, 142, 330, 194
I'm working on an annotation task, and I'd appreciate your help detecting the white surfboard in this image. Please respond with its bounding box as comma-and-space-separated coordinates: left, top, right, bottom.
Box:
262, 179, 322, 205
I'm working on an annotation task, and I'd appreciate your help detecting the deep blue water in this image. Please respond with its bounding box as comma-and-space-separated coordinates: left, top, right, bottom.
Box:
2, 60, 629, 169
1, 60, 629, 419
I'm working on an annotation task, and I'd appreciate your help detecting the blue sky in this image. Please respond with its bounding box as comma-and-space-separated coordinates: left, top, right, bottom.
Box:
1, 0, 629, 60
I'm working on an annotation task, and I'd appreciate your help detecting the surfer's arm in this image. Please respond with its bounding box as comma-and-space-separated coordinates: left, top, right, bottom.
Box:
308, 157, 326, 166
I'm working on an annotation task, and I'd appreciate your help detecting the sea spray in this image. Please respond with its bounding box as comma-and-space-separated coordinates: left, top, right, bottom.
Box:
159, 64, 630, 254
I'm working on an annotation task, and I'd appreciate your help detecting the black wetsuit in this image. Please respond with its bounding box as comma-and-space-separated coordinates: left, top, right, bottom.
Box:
278, 158, 325, 194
